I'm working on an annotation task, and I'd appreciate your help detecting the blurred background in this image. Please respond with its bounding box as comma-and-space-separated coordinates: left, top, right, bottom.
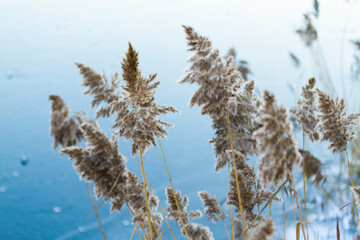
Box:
1, 0, 360, 239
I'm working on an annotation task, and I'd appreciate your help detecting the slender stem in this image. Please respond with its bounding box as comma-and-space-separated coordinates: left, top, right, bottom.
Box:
291, 188, 297, 224
223, 219, 231, 240
158, 138, 190, 240
226, 111, 248, 240
346, 149, 359, 224
136, 149, 177, 240
130, 226, 137, 240
139, 148, 153, 240
153, 224, 163, 240
283, 189, 286, 240
269, 201, 275, 240
228, 162, 235, 240
302, 132, 309, 240
290, 174, 306, 240
86, 183, 107, 240
355, 151, 358, 186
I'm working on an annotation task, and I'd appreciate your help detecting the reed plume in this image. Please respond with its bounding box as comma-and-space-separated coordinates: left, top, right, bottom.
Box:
181, 26, 272, 237
76, 43, 177, 239
316, 89, 360, 153
296, 14, 317, 47
60, 123, 163, 239
60, 123, 128, 212
291, 77, 319, 142
49, 95, 84, 149
351, 186, 360, 205
165, 187, 214, 240
198, 191, 226, 223
227, 168, 257, 223
254, 90, 301, 188
298, 149, 326, 185
180, 25, 259, 172
77, 43, 178, 155
248, 218, 275, 240
226, 48, 252, 81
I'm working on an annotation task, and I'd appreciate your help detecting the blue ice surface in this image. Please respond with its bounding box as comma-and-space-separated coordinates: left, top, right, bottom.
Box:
1, 0, 359, 239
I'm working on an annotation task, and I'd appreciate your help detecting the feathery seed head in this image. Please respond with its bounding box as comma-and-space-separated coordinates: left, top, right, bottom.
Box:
291, 77, 319, 142
249, 218, 275, 240
254, 90, 301, 188
316, 88, 360, 153
198, 191, 226, 223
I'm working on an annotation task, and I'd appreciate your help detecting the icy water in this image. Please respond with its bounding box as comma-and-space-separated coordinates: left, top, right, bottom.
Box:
1, 0, 360, 239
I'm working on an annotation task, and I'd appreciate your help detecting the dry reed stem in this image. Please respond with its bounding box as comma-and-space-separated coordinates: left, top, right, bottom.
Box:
302, 132, 309, 240
291, 190, 297, 224
226, 111, 248, 240
139, 148, 153, 240
134, 150, 177, 240
290, 174, 306, 240
354, 154, 358, 185
346, 150, 359, 224
158, 138, 190, 240
283, 189, 286, 240
223, 220, 231, 240
269, 202, 274, 240
228, 162, 235, 240
153, 224, 163, 240
130, 226, 137, 240
125, 201, 148, 240
86, 183, 107, 240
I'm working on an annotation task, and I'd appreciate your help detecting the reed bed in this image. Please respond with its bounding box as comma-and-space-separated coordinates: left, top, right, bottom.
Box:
48, 2, 360, 239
